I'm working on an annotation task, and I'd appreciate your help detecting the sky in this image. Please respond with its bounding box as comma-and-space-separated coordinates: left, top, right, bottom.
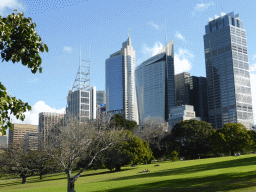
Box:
1, 0, 256, 126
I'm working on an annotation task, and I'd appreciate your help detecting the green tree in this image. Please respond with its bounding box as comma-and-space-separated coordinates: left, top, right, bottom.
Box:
220, 123, 252, 156
171, 119, 213, 159
210, 129, 228, 156
111, 114, 138, 131
0, 12, 48, 134
248, 130, 256, 152
104, 131, 154, 171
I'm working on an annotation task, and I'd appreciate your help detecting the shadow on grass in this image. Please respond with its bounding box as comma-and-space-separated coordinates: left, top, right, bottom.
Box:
107, 156, 256, 182
80, 167, 132, 178
105, 170, 256, 192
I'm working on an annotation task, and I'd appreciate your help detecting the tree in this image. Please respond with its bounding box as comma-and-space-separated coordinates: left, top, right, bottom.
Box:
3, 143, 38, 184
111, 114, 138, 131
171, 119, 213, 159
104, 131, 154, 171
47, 117, 117, 192
248, 130, 256, 152
220, 123, 252, 156
135, 116, 168, 159
210, 129, 228, 156
0, 12, 48, 134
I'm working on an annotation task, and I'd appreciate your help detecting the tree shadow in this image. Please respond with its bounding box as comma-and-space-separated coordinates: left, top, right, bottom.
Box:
80, 167, 133, 178
105, 170, 256, 192
107, 156, 256, 182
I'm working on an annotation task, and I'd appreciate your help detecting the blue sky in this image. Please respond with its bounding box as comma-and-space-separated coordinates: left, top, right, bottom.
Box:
1, 0, 256, 125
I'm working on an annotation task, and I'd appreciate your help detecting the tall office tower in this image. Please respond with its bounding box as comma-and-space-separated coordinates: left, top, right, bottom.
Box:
8, 124, 37, 146
66, 48, 91, 121
24, 132, 39, 150
105, 37, 139, 124
38, 112, 64, 148
189, 76, 209, 122
175, 72, 209, 122
136, 40, 175, 123
90, 86, 97, 120
96, 90, 106, 105
175, 72, 192, 106
0, 132, 7, 149
204, 12, 253, 129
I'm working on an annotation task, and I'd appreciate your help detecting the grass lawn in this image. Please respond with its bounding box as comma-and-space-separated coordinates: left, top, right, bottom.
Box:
1, 154, 256, 191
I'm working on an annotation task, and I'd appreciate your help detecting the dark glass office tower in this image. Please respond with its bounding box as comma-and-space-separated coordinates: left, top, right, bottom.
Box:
204, 12, 253, 129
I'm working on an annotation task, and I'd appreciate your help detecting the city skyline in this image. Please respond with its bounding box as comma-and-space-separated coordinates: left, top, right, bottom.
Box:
1, 0, 256, 125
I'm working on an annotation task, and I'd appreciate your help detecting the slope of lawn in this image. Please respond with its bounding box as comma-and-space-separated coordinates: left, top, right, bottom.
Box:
1, 154, 256, 191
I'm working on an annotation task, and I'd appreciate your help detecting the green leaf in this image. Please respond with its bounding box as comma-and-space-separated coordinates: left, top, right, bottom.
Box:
44, 44, 48, 52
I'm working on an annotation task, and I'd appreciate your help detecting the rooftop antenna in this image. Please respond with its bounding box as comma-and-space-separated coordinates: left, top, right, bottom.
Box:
222, 5, 223, 12
165, 18, 167, 46
72, 46, 90, 91
128, 28, 130, 38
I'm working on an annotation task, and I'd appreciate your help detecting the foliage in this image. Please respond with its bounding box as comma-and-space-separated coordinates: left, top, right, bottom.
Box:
170, 119, 213, 159
248, 130, 256, 152
209, 129, 228, 156
111, 114, 138, 131
169, 151, 179, 162
219, 123, 252, 156
104, 131, 154, 171
0, 12, 48, 134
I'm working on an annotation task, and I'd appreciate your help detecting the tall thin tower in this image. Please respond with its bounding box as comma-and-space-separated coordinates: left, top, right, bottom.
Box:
66, 48, 91, 122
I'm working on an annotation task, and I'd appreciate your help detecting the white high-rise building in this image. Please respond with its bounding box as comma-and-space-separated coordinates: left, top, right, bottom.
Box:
105, 37, 139, 124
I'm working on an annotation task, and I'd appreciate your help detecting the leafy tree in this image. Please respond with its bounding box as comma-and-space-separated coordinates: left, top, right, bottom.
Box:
171, 119, 213, 159
220, 123, 252, 156
169, 151, 179, 162
248, 130, 256, 152
111, 114, 138, 131
0, 12, 48, 134
104, 131, 154, 171
3, 143, 38, 184
209, 129, 228, 156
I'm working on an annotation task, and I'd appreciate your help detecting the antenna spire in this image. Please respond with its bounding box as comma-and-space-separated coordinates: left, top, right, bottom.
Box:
128, 28, 130, 38
165, 18, 167, 46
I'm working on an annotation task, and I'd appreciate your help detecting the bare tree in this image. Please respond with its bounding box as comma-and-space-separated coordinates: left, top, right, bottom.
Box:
135, 116, 168, 159
47, 117, 118, 192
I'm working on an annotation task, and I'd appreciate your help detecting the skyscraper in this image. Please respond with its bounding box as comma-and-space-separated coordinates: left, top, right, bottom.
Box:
204, 12, 253, 129
175, 72, 209, 122
66, 48, 91, 121
105, 37, 139, 124
136, 40, 175, 123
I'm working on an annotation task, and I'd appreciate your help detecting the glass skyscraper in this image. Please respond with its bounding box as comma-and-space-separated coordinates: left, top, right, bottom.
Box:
105, 37, 139, 124
135, 40, 175, 123
204, 12, 253, 129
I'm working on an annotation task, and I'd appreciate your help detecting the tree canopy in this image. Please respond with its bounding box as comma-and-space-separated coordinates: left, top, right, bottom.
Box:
0, 12, 48, 134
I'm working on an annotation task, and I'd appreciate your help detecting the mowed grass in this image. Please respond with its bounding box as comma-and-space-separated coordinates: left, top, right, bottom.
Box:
2, 154, 256, 191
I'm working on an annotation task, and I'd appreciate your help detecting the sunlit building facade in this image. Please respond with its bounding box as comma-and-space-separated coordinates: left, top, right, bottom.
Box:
105, 37, 139, 124
135, 40, 175, 123
204, 12, 253, 129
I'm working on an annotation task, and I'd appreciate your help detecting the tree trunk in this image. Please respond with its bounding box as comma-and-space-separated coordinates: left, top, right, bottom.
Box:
20, 173, 27, 184
67, 177, 75, 192
40, 173, 42, 180
115, 164, 121, 172
231, 150, 235, 156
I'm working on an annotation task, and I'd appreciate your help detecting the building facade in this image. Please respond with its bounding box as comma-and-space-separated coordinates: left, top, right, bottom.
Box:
0, 133, 7, 149
8, 124, 37, 146
24, 132, 39, 150
105, 37, 139, 124
96, 90, 106, 105
169, 105, 201, 129
38, 112, 64, 147
175, 72, 209, 122
204, 12, 254, 129
135, 40, 175, 123
66, 89, 90, 121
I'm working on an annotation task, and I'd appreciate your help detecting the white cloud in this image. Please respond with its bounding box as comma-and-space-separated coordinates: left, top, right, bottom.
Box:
142, 42, 164, 57
175, 31, 186, 42
194, 2, 214, 12
10, 101, 65, 125
250, 73, 256, 125
174, 48, 194, 74
28, 77, 39, 83
147, 21, 159, 30
63, 46, 73, 53
0, 0, 26, 16
250, 64, 256, 72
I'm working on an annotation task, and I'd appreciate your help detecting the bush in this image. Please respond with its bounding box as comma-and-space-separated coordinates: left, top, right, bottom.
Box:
169, 151, 179, 162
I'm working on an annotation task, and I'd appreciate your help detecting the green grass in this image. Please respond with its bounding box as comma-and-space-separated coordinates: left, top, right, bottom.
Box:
2, 154, 256, 191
